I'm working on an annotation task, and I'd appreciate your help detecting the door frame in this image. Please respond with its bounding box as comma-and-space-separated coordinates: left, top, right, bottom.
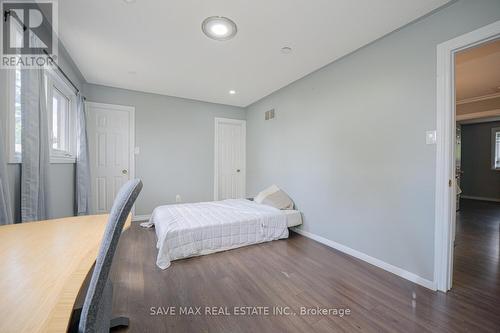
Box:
434, 20, 500, 292
85, 101, 136, 217
214, 117, 246, 201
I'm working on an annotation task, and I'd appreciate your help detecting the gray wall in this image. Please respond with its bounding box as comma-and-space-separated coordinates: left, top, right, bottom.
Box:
83, 84, 245, 216
1, 42, 85, 221
245, 0, 500, 281
461, 121, 500, 200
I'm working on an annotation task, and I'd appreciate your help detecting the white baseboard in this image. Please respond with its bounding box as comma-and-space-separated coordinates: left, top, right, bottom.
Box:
291, 227, 436, 291
132, 214, 151, 222
460, 195, 500, 203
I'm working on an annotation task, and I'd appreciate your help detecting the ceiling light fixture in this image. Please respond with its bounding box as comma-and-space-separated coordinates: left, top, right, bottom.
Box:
202, 16, 237, 41
281, 46, 292, 54
229, 90, 236, 95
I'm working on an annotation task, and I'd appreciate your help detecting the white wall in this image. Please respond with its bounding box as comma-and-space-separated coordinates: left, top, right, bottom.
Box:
83, 84, 245, 216
245, 0, 500, 281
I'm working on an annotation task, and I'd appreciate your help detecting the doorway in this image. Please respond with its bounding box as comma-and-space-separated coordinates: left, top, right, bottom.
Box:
454, 39, 500, 294
435, 20, 500, 292
86, 102, 135, 214
214, 118, 246, 200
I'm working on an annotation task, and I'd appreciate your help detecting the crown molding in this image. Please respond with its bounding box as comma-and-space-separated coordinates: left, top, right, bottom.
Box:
457, 92, 500, 105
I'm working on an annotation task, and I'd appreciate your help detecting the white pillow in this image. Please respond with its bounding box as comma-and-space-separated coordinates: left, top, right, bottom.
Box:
254, 185, 280, 203
255, 185, 294, 210
262, 190, 294, 210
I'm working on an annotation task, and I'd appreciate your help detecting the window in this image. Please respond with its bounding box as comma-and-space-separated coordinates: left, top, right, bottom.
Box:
5, 66, 22, 163
6, 68, 77, 163
46, 70, 77, 163
493, 127, 500, 170
5, 16, 23, 162
51, 87, 71, 154
14, 67, 22, 156
5, 9, 76, 163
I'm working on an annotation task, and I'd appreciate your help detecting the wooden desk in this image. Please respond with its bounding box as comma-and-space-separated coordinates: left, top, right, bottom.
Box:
0, 214, 130, 333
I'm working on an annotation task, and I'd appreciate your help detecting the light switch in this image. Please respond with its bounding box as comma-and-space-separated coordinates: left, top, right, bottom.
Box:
426, 130, 437, 145
134, 147, 140, 154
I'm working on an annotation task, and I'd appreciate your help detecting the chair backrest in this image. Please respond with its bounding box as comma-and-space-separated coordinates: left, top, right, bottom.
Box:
79, 179, 143, 333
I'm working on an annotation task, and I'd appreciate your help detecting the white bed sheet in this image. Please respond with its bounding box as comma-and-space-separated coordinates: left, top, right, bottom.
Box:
150, 199, 290, 269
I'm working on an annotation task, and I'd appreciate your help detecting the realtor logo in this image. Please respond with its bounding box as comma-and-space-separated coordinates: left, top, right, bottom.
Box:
1, 0, 58, 68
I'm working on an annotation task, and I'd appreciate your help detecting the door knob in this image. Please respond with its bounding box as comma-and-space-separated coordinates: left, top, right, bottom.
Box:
122, 169, 128, 175
236, 169, 241, 173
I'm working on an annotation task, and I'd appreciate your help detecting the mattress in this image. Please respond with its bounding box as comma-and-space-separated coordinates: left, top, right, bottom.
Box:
149, 199, 291, 269
282, 209, 302, 227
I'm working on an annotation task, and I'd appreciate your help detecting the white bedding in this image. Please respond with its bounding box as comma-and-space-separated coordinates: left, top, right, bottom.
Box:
149, 199, 292, 269
282, 209, 303, 227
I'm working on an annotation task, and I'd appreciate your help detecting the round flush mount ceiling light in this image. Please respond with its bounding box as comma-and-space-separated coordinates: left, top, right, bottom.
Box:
229, 90, 236, 95
202, 16, 237, 41
281, 46, 292, 54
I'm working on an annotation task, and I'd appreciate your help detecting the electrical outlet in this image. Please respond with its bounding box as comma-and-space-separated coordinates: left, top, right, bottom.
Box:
175, 194, 182, 203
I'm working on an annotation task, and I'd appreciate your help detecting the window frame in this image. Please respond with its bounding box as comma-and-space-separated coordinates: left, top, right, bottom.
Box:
46, 68, 77, 164
492, 127, 500, 171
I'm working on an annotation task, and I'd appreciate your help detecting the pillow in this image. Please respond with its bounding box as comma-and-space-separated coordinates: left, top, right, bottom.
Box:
254, 185, 280, 203
255, 185, 294, 210
262, 189, 294, 210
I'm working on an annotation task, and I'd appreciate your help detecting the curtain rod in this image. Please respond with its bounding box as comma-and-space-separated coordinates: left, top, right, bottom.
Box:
42, 49, 84, 98
4, 9, 85, 99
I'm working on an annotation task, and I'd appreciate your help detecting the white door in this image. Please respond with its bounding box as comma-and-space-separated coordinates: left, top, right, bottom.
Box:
87, 102, 135, 214
214, 118, 246, 200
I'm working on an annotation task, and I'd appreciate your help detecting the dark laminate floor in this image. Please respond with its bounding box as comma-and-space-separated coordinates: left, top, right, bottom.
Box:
110, 199, 500, 332
452, 200, 500, 317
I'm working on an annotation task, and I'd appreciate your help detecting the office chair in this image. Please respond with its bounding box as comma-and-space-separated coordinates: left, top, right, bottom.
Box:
78, 179, 143, 333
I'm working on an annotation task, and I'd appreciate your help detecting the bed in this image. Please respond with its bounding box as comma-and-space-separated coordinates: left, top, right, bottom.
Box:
148, 198, 302, 269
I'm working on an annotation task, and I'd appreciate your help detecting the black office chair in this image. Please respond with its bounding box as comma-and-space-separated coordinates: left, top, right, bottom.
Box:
78, 179, 143, 333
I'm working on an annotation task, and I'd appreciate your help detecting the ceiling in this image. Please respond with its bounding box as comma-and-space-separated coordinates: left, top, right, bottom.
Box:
59, 0, 450, 107
456, 38, 500, 101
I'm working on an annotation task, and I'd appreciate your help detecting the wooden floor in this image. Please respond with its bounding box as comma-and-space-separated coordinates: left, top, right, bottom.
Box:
111, 199, 500, 332
452, 199, 500, 322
